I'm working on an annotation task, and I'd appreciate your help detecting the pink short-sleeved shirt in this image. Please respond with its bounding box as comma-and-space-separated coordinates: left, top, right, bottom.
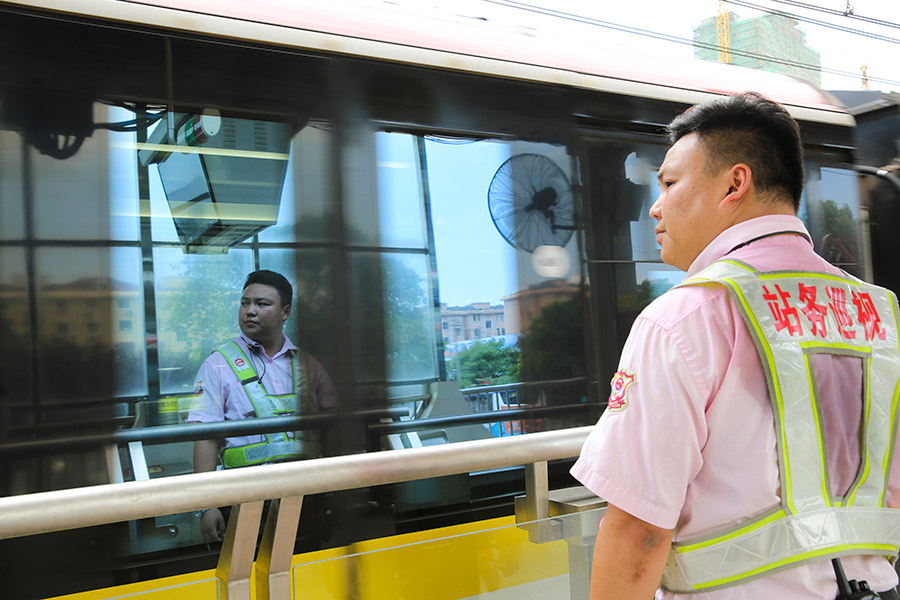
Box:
186, 334, 337, 450
571, 215, 900, 599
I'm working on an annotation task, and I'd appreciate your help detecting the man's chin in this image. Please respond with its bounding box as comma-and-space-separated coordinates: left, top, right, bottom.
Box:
240, 325, 261, 340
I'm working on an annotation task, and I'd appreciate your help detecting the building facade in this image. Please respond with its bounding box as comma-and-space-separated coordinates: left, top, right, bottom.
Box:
440, 302, 506, 344
694, 12, 822, 87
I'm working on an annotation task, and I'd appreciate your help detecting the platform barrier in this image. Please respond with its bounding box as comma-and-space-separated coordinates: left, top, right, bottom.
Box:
2, 427, 597, 600
47, 508, 605, 600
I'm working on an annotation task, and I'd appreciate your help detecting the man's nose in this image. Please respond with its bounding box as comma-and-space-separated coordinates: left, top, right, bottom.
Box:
649, 195, 662, 221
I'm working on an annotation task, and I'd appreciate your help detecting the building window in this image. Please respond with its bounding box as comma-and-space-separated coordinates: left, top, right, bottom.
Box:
119, 320, 132, 333
472, 314, 480, 321
442, 322, 448, 330
485, 320, 492, 329
497, 314, 504, 321
474, 328, 481, 338
56, 322, 69, 336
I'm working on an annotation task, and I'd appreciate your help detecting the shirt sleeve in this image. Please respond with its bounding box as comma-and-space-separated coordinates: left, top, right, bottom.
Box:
306, 354, 338, 413
185, 353, 228, 424
571, 315, 709, 530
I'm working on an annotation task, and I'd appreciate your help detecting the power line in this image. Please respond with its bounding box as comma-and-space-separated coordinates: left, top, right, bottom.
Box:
724, 0, 900, 44
483, 0, 900, 88
767, 0, 900, 30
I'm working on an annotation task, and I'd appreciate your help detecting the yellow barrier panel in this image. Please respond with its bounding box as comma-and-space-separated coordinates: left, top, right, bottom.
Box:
47, 516, 569, 600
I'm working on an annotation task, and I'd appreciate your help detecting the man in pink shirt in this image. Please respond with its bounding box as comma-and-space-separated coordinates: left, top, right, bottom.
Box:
187, 269, 337, 542
572, 93, 900, 599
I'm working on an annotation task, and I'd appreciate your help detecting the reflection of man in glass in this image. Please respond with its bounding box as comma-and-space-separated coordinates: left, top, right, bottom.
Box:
187, 269, 337, 542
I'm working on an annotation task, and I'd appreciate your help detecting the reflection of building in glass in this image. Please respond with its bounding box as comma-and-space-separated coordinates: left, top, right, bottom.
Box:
502, 279, 579, 335
693, 12, 821, 87
0, 277, 142, 348
440, 302, 505, 344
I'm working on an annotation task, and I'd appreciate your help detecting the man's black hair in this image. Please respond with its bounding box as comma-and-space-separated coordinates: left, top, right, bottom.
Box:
667, 92, 804, 211
243, 270, 292, 307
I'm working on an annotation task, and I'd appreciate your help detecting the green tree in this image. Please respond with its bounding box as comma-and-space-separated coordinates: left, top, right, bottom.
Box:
821, 199, 860, 276
457, 339, 520, 389
155, 256, 248, 393
382, 255, 434, 381
518, 298, 583, 382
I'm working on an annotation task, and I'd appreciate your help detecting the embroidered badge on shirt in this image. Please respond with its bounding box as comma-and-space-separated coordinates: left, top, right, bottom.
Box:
608, 369, 636, 411
193, 381, 204, 396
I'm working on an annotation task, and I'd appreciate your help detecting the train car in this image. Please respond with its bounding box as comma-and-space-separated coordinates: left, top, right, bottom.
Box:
0, 0, 867, 597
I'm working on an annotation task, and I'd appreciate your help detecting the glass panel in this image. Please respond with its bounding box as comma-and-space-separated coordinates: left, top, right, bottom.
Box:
111, 248, 147, 397
32, 104, 111, 240
429, 139, 516, 311
348, 252, 386, 383
0, 130, 25, 240
429, 139, 517, 393
625, 150, 664, 262
256, 149, 297, 244
0, 248, 33, 421
375, 132, 426, 249
431, 139, 585, 393
107, 106, 141, 242
34, 248, 118, 415
290, 508, 604, 600
383, 253, 437, 382
586, 141, 666, 262
153, 247, 253, 394
262, 125, 337, 243
259, 248, 338, 371
148, 152, 179, 243
800, 164, 864, 278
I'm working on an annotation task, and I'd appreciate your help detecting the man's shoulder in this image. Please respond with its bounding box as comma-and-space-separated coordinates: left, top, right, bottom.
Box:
639, 282, 732, 332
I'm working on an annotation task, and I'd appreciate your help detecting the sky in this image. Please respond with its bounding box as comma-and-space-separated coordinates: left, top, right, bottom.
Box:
414, 0, 900, 94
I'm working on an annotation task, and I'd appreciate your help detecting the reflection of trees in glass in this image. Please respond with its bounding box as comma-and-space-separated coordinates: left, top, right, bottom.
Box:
635, 278, 677, 312
156, 260, 245, 391
519, 298, 583, 382
457, 339, 520, 389
820, 199, 860, 276
382, 255, 434, 381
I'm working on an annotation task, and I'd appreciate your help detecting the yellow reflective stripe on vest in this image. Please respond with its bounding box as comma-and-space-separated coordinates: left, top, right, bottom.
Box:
215, 340, 312, 468
660, 259, 900, 593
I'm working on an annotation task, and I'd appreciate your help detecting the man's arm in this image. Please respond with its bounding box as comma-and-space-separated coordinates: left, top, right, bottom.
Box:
193, 439, 220, 473
193, 439, 226, 542
590, 503, 674, 600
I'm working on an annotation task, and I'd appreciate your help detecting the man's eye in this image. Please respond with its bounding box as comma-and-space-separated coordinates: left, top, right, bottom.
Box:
664, 181, 674, 188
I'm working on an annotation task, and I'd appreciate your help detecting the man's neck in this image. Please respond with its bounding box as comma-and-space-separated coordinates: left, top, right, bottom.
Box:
245, 334, 284, 358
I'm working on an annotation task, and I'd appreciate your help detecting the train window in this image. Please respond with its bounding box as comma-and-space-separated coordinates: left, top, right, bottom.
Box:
800, 164, 864, 278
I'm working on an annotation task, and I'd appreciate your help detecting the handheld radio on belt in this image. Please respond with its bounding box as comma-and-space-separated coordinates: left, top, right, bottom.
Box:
833, 558, 881, 599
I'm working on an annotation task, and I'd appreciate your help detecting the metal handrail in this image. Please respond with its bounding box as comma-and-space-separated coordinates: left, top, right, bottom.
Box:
0, 426, 592, 541
0, 407, 408, 457
369, 403, 597, 433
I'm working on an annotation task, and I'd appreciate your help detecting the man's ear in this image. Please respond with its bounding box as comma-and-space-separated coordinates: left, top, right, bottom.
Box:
721, 163, 752, 207
282, 303, 291, 322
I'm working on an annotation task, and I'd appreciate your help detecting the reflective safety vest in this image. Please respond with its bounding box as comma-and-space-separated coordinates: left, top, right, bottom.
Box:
215, 340, 317, 468
661, 259, 900, 594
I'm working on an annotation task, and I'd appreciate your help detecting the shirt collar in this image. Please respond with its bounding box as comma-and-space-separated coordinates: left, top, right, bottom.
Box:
685, 215, 813, 278
238, 333, 297, 359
